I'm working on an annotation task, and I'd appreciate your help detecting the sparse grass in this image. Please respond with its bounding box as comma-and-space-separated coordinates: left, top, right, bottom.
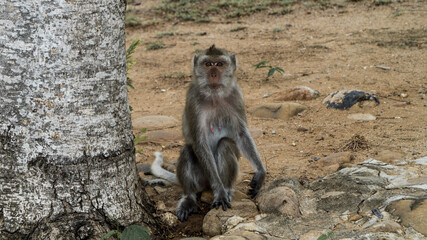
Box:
152, 0, 352, 22
230, 26, 247, 32
303, 2, 315, 6
375, 0, 392, 5
155, 31, 176, 38
394, 8, 403, 16
134, 128, 147, 153
191, 42, 199, 46
153, 0, 296, 22
273, 27, 283, 33
164, 72, 187, 79
147, 41, 165, 51
125, 13, 142, 27
309, 45, 328, 49
281, 7, 292, 14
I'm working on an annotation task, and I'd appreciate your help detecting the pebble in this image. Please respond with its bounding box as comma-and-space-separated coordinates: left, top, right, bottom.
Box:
347, 113, 376, 121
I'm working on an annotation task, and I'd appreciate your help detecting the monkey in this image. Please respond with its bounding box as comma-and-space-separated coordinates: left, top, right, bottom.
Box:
151, 45, 266, 221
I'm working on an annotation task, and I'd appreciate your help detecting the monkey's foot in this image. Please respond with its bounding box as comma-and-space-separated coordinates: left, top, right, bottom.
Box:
248, 171, 265, 198
176, 197, 200, 221
212, 193, 232, 211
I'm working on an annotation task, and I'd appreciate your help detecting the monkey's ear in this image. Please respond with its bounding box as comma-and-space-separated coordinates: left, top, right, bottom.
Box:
193, 55, 199, 67
230, 54, 238, 71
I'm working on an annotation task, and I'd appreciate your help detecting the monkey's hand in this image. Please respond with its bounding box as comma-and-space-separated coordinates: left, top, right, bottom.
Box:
212, 189, 232, 211
248, 171, 265, 198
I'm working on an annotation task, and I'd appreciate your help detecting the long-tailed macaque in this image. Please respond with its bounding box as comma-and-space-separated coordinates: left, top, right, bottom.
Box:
151, 45, 266, 221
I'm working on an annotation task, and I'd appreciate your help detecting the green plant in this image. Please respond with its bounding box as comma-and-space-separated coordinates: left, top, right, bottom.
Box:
253, 61, 285, 79
273, 27, 282, 33
317, 231, 334, 240
191, 41, 199, 46
125, 13, 142, 27
394, 8, 403, 16
100, 224, 150, 240
375, 0, 392, 5
155, 31, 176, 38
230, 26, 247, 32
281, 7, 292, 14
126, 39, 141, 91
309, 45, 328, 49
146, 41, 165, 50
134, 128, 147, 154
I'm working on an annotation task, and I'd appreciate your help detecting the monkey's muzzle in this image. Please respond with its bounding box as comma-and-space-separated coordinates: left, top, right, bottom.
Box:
208, 83, 223, 90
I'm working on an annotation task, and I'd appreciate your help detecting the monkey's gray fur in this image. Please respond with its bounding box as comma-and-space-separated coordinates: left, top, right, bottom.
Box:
151, 45, 266, 221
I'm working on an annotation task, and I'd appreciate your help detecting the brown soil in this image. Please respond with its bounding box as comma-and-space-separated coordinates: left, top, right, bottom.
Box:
126, 1, 426, 238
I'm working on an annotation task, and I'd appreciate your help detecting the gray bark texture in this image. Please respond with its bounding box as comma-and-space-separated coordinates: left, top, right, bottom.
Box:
0, 0, 160, 239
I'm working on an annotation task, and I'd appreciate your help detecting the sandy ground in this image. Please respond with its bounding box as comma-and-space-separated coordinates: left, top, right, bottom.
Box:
125, 0, 426, 237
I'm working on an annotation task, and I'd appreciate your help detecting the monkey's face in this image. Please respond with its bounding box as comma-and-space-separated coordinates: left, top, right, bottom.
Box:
193, 54, 237, 93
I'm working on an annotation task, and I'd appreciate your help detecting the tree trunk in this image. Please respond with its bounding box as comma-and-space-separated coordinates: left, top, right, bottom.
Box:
0, 1, 160, 239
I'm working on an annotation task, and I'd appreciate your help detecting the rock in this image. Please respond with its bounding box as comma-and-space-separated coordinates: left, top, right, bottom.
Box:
233, 190, 250, 201
249, 128, 263, 138
182, 238, 208, 240
369, 220, 402, 233
414, 156, 427, 166
210, 230, 266, 240
323, 89, 379, 110
375, 150, 404, 163
143, 130, 182, 142
316, 152, 352, 167
156, 201, 167, 211
256, 186, 301, 217
223, 230, 267, 240
132, 115, 178, 130
349, 214, 363, 221
273, 86, 319, 101
203, 199, 259, 236
222, 216, 245, 233
318, 191, 361, 214
160, 212, 179, 227
227, 222, 267, 235
299, 230, 329, 240
255, 214, 339, 239
386, 199, 427, 236
347, 113, 376, 121
248, 103, 306, 120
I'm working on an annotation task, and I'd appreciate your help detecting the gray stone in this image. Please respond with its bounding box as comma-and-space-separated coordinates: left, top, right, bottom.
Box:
203, 199, 259, 236
386, 199, 427, 236
256, 186, 301, 217
132, 115, 178, 130
160, 212, 179, 227
369, 220, 402, 233
414, 156, 427, 166
249, 128, 263, 138
273, 86, 319, 101
182, 238, 208, 240
248, 103, 306, 120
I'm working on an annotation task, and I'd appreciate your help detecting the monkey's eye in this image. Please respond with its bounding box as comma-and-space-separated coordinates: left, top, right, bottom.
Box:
215, 62, 223, 67
205, 62, 213, 67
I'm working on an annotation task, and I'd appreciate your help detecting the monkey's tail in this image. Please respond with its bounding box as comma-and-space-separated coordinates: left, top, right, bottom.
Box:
150, 152, 179, 185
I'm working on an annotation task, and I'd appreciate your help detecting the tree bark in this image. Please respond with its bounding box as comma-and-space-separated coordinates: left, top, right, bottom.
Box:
0, 1, 159, 239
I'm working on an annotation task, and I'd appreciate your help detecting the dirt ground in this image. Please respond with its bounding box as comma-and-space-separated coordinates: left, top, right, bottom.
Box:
125, 0, 426, 238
